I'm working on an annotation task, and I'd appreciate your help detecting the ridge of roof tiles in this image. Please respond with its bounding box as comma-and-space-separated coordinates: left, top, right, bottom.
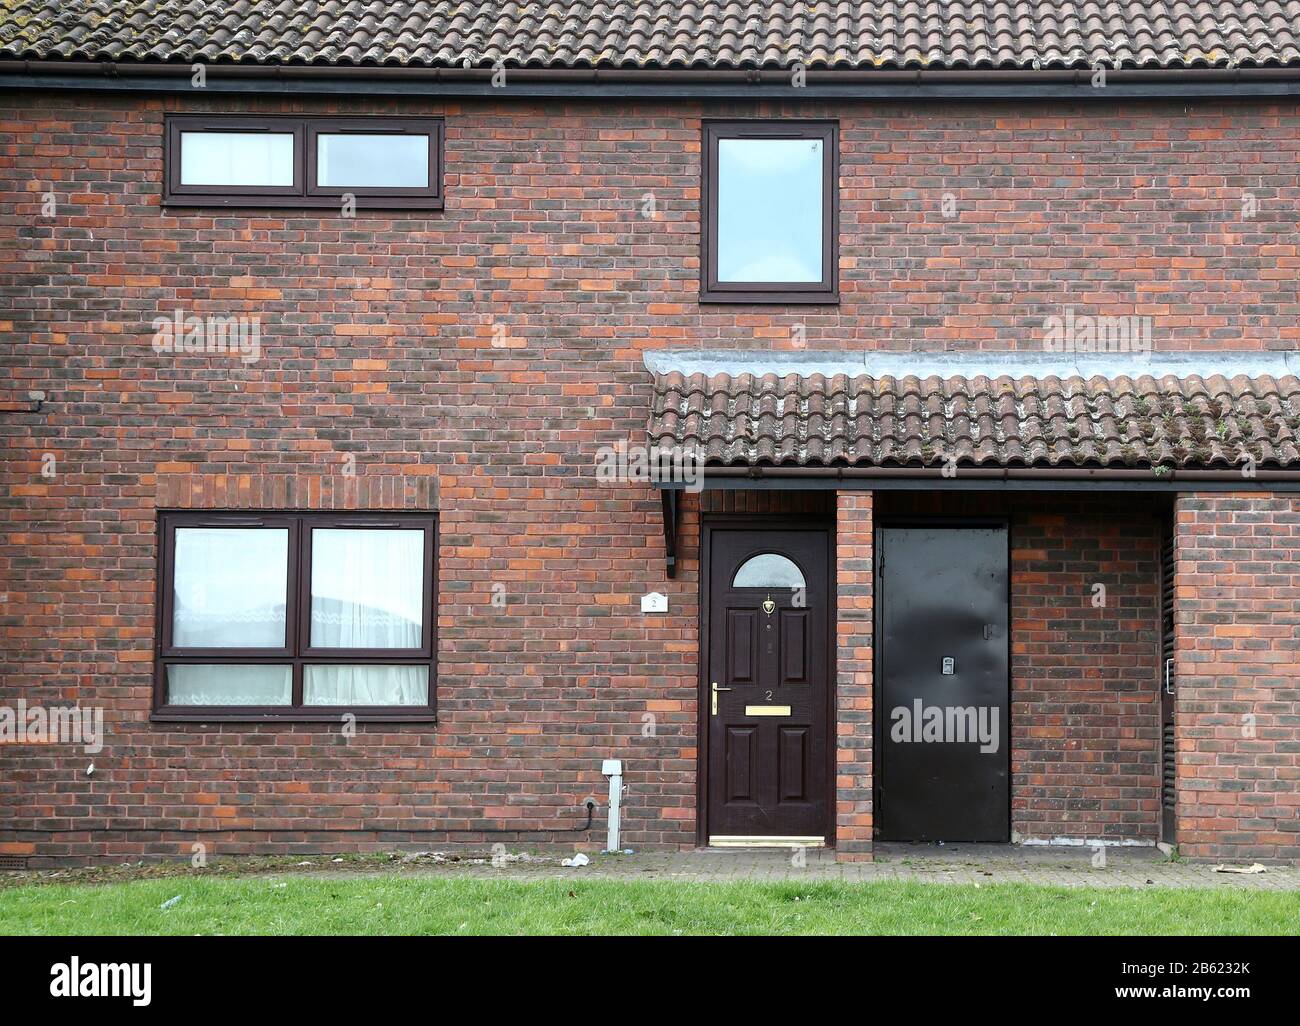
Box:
647, 368, 1300, 468
3, 3, 1299, 71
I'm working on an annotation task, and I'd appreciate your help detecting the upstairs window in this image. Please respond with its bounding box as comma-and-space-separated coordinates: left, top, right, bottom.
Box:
164, 115, 444, 210
155, 511, 437, 721
702, 120, 838, 304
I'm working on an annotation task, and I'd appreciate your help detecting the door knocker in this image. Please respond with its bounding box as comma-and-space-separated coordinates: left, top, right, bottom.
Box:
762, 594, 776, 616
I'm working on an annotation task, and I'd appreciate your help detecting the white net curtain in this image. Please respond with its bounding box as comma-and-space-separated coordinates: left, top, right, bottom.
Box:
169, 527, 292, 705
172, 527, 289, 648
168, 525, 428, 706
306, 528, 427, 705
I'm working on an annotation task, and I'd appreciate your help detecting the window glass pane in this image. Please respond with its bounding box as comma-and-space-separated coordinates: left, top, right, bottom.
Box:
167, 664, 292, 706
310, 529, 424, 648
173, 528, 288, 647
732, 553, 807, 589
304, 665, 429, 706
717, 137, 824, 284
180, 131, 295, 187
316, 134, 429, 188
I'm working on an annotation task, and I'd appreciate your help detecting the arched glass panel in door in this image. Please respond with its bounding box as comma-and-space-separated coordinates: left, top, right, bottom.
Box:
731, 552, 806, 589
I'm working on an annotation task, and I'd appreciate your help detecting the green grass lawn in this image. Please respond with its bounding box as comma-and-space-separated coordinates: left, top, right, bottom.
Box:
1, 876, 1295, 935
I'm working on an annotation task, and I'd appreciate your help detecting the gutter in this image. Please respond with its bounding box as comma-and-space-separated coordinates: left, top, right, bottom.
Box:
692, 465, 1300, 482
3, 60, 1300, 100
654, 464, 1300, 492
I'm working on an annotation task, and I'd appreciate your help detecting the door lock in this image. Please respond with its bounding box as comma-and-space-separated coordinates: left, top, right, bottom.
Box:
710, 681, 732, 716
942, 657, 955, 675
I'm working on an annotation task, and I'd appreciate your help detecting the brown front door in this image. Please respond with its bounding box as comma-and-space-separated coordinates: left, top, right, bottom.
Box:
705, 528, 830, 841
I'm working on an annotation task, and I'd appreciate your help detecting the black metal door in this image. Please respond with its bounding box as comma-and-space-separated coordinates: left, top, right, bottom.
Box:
878, 526, 1009, 841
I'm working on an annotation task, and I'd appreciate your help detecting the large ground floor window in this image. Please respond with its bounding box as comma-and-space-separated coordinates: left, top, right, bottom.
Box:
154, 511, 436, 721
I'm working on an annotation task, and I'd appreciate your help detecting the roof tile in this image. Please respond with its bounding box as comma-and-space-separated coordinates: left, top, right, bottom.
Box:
2, 3, 1298, 71
648, 368, 1300, 469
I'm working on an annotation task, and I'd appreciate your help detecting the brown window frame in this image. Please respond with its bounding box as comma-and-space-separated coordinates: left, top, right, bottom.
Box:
153, 510, 437, 723
164, 115, 444, 210
700, 119, 839, 305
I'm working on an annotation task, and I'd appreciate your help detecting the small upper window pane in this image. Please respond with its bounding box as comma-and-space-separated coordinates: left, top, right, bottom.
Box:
732, 553, 807, 589
316, 134, 429, 188
179, 132, 295, 187
310, 529, 424, 648
717, 137, 823, 284
172, 528, 288, 647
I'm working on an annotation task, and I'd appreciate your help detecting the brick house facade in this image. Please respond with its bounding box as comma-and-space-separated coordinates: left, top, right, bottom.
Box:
1, 5, 1297, 865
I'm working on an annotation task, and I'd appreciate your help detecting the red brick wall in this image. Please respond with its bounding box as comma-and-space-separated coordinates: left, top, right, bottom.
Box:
0, 88, 1293, 861
878, 493, 1163, 844
1174, 493, 1300, 862
836, 491, 874, 860
1010, 499, 1163, 843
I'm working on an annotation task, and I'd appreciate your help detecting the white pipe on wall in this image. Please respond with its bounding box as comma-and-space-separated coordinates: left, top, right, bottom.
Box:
601, 759, 623, 852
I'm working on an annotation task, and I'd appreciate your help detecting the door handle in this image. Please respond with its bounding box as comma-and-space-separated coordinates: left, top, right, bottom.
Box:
710, 681, 731, 716
1165, 658, 1174, 695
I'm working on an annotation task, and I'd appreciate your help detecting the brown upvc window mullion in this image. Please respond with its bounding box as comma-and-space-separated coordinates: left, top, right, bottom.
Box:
291, 520, 306, 709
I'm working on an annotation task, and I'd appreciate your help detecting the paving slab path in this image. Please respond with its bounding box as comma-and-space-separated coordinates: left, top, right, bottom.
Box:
368, 843, 1300, 890
8, 843, 1298, 891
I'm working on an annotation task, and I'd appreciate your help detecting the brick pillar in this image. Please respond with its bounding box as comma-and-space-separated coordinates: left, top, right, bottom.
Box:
836, 491, 874, 861
1174, 493, 1300, 862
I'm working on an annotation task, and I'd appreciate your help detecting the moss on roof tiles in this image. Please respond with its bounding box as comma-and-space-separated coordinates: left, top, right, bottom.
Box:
2, 2, 1298, 71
